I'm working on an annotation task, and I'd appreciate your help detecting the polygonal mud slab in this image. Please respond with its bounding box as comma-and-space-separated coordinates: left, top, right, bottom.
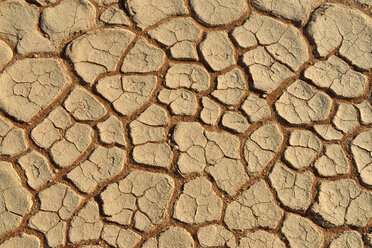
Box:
0, 0, 371, 247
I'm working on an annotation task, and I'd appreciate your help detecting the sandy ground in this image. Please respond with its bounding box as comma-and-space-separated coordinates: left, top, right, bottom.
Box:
0, 0, 371, 247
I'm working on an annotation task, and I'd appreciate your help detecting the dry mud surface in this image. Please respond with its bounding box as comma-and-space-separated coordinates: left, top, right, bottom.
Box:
0, 0, 371, 247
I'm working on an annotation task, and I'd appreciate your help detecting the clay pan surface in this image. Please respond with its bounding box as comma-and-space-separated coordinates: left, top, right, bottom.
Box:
0, 0, 372, 247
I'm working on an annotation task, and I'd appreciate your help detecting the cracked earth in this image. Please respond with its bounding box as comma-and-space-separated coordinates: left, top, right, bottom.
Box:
0, 0, 371, 247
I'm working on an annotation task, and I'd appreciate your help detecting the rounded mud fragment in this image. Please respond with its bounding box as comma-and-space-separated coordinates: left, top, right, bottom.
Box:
329, 231, 363, 248
40, 0, 96, 44
0, 234, 40, 248
269, 162, 314, 211
28, 211, 67, 247
311, 179, 372, 227
242, 47, 294, 93
332, 103, 358, 134
0, 0, 55, 54
165, 63, 210, 92
66, 28, 135, 84
243, 123, 283, 176
250, 0, 322, 25
0, 40, 12, 70
132, 142, 173, 169
100, 170, 174, 231
283, 129, 322, 170
190, 0, 248, 26
314, 144, 349, 177
355, 101, 372, 125
200, 97, 221, 125
211, 68, 246, 106
306, 4, 372, 70
173, 177, 222, 224
96, 116, 126, 146
38, 183, 82, 220
99, 6, 131, 26
304, 56, 368, 99
67, 146, 126, 193
240, 94, 271, 123
0, 116, 28, 156
158, 227, 194, 248
170, 41, 199, 60
206, 158, 248, 196
313, 124, 343, 141
17, 150, 53, 190
101, 225, 141, 248
96, 75, 157, 116
221, 111, 249, 133
68, 200, 103, 243
350, 128, 372, 186
199, 31, 236, 71
224, 180, 283, 230
49, 123, 93, 168
64, 86, 107, 121
197, 225, 236, 248
148, 17, 202, 47
125, 0, 188, 29
238, 230, 285, 248
281, 214, 324, 248
121, 37, 165, 73
158, 89, 198, 116
0, 162, 33, 236
275, 80, 332, 125
0, 58, 70, 122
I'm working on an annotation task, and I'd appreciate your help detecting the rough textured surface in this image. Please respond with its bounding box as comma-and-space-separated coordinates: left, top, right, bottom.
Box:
121, 37, 165, 73
269, 162, 314, 211
0, 40, 12, 70
306, 4, 372, 70
67, 146, 125, 193
0, 162, 32, 236
190, 0, 248, 26
64, 87, 107, 121
0, 0, 55, 54
40, 0, 96, 44
350, 128, 372, 187
17, 151, 53, 190
238, 230, 285, 248
304, 55, 368, 98
199, 31, 235, 71
311, 179, 372, 227
66, 28, 135, 84
101, 225, 141, 248
125, 0, 187, 30
96, 75, 157, 116
281, 214, 324, 248
0, 234, 40, 248
211, 68, 246, 105
275, 80, 332, 124
0, 1, 371, 247
0, 58, 70, 122
243, 123, 283, 176
173, 177, 222, 224
329, 231, 363, 248
197, 225, 236, 247
100, 170, 174, 231
0, 116, 28, 156
250, 0, 322, 25
224, 180, 283, 230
